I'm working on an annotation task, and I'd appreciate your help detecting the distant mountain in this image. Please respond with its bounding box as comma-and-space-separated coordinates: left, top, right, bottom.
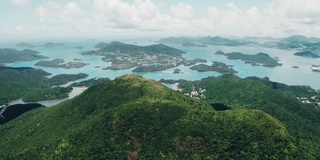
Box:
96, 41, 185, 56
93, 42, 108, 49
0, 48, 48, 64
216, 50, 282, 67
14, 42, 36, 48
294, 51, 320, 58
282, 35, 320, 43
41, 42, 64, 47
199, 36, 244, 46
157, 36, 245, 46
182, 41, 208, 47
0, 75, 300, 159
156, 36, 195, 44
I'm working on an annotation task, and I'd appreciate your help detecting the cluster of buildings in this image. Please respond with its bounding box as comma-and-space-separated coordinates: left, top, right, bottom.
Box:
297, 96, 320, 107
184, 86, 206, 99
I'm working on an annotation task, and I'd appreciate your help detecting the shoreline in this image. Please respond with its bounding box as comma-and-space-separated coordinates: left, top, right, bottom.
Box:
6, 86, 88, 107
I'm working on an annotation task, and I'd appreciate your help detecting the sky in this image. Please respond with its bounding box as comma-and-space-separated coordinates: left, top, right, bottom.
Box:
1, 0, 320, 40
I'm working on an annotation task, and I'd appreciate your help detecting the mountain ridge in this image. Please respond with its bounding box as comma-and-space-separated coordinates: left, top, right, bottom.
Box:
0, 74, 299, 159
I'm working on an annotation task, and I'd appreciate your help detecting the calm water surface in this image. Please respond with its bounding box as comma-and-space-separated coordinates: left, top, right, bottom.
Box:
2, 38, 319, 90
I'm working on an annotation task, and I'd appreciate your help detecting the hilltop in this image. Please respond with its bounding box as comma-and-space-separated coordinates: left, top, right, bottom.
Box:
177, 74, 320, 158
0, 75, 299, 159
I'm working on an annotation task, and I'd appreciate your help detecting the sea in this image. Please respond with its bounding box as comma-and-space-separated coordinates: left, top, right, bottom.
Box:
1, 38, 319, 106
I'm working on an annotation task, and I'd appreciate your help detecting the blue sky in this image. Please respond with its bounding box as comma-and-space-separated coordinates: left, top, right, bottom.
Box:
1, 0, 319, 40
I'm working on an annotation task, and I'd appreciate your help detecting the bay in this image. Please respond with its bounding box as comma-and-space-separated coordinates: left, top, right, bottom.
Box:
2, 38, 319, 90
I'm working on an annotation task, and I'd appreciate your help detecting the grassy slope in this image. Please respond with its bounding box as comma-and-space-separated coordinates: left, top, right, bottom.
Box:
0, 75, 298, 159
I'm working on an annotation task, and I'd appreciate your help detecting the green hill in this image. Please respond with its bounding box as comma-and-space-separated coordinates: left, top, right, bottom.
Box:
0, 48, 48, 64
178, 74, 320, 158
0, 67, 88, 105
0, 75, 298, 159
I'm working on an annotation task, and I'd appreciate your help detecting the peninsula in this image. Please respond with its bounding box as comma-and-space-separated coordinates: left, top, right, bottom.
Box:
35, 59, 89, 69
294, 51, 320, 58
190, 61, 238, 73
0, 48, 48, 64
215, 50, 282, 67
83, 41, 207, 72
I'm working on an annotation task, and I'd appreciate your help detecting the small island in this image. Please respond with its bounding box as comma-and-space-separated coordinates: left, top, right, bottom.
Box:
35, 59, 89, 69
173, 69, 182, 74
83, 41, 209, 72
14, 42, 36, 48
215, 50, 282, 67
311, 65, 320, 72
182, 41, 208, 47
294, 51, 320, 58
41, 42, 64, 47
190, 61, 238, 74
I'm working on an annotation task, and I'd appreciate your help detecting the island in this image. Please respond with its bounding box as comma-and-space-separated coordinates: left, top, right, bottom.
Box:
215, 50, 282, 67
35, 59, 89, 69
41, 42, 64, 47
182, 41, 208, 47
0, 48, 48, 64
294, 51, 320, 58
157, 36, 246, 46
173, 69, 182, 74
311, 65, 320, 72
14, 42, 36, 48
82, 41, 209, 72
190, 61, 238, 73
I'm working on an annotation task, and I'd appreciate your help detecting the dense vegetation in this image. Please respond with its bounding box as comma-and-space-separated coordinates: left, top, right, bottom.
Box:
0, 75, 300, 159
0, 67, 88, 105
178, 74, 320, 158
70, 77, 110, 87
0, 103, 43, 125
35, 58, 90, 69
189, 61, 238, 73
215, 50, 282, 67
84, 42, 208, 72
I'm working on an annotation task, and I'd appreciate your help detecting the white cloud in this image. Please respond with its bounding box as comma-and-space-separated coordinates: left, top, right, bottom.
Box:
60, 2, 89, 26
170, 2, 194, 19
7, 0, 320, 39
268, 0, 320, 26
226, 2, 239, 11
10, 0, 29, 6
35, 6, 49, 21
93, 0, 176, 30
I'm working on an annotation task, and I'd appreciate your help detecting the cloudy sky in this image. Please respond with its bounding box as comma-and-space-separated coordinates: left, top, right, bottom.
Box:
1, 0, 319, 40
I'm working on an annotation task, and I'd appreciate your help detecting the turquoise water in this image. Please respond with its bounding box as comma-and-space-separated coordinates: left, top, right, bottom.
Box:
2, 39, 320, 90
